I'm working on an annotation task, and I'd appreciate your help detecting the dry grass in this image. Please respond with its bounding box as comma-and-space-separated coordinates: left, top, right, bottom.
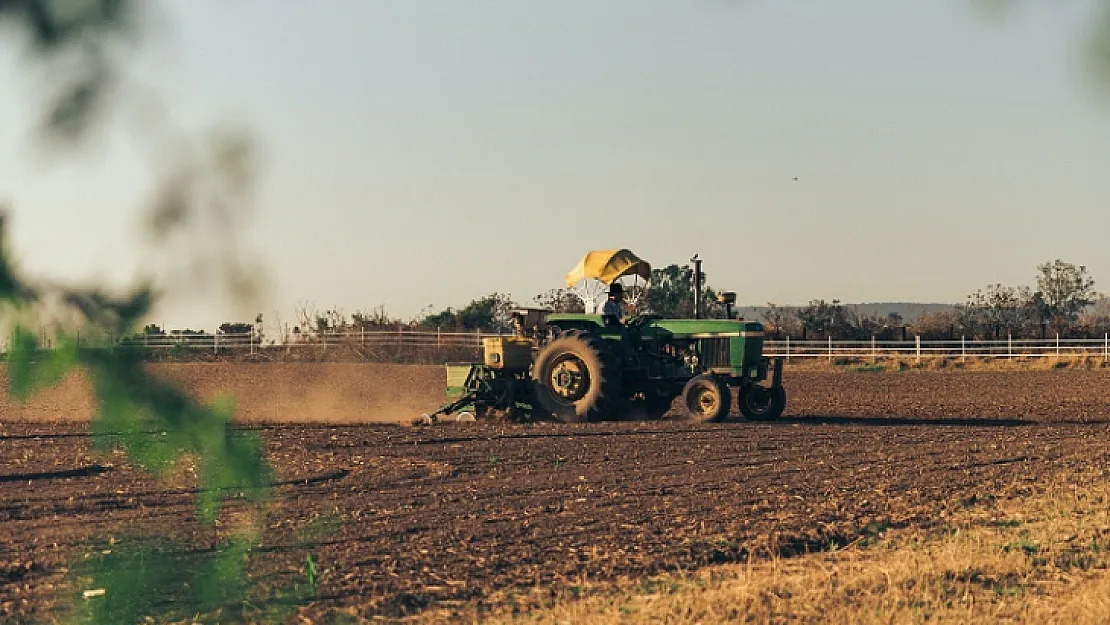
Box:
378, 469, 1110, 624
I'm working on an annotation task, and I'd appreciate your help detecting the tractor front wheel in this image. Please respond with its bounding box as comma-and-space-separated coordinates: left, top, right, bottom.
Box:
681, 374, 731, 423
531, 331, 621, 423
738, 384, 786, 421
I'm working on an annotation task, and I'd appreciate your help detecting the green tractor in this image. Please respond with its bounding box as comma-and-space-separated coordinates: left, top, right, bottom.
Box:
421, 250, 786, 424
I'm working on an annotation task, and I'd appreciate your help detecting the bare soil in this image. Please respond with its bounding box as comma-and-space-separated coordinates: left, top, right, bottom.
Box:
0, 363, 445, 424
2, 369, 1110, 622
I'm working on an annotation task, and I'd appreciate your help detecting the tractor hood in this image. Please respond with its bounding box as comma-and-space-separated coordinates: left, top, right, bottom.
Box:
640, 318, 766, 338
545, 314, 765, 337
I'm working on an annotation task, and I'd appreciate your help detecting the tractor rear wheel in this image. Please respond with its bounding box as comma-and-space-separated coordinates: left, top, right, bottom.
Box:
738, 384, 786, 421
681, 374, 731, 423
531, 331, 622, 423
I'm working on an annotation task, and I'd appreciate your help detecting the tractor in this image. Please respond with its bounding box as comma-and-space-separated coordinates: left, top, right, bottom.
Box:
421, 250, 786, 424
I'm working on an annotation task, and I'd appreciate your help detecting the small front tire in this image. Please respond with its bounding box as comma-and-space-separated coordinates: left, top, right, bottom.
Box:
681, 374, 731, 423
738, 385, 786, 421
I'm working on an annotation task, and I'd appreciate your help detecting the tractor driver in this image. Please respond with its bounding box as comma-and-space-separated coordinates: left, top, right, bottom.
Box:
510, 311, 527, 338
602, 282, 624, 326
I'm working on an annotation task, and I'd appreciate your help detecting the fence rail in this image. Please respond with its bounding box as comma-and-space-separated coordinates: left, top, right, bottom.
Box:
764, 336, 1110, 361
9, 329, 1110, 361
13, 329, 502, 351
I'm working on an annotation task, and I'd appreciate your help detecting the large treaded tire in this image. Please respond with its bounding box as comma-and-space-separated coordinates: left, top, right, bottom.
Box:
738, 385, 787, 421
531, 330, 622, 423
681, 374, 731, 423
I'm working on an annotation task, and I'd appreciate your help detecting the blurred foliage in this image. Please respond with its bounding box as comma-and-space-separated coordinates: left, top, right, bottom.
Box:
0, 0, 141, 144
967, 0, 1110, 98
1086, 4, 1110, 92
58, 534, 320, 624
0, 1, 320, 623
2, 0, 1110, 621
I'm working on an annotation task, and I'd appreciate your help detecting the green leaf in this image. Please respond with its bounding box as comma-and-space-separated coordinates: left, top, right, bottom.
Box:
6, 326, 78, 401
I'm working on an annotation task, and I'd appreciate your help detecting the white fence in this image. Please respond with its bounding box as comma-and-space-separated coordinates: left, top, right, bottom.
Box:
764, 335, 1110, 361
23, 329, 1110, 362
43, 328, 500, 352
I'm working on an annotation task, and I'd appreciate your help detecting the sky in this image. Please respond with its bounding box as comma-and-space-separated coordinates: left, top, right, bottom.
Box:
2, 0, 1110, 331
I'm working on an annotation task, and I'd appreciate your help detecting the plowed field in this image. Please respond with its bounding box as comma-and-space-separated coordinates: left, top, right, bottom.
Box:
3, 369, 1110, 622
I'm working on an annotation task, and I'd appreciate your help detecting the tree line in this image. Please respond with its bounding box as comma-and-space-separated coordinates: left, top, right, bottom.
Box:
262, 262, 734, 337
137, 258, 1106, 342
763, 259, 1107, 341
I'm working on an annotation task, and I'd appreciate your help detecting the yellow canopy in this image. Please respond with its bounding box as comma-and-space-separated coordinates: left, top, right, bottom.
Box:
564, 249, 652, 288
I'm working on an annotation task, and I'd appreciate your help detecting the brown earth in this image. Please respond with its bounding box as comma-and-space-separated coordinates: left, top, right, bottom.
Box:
0, 363, 444, 424
7, 364, 1110, 425
2, 368, 1110, 622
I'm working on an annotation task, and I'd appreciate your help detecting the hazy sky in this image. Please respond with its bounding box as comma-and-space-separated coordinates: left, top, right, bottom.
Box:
2, 0, 1109, 330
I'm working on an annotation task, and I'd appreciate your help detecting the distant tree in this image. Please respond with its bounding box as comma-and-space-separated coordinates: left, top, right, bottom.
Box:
1077, 298, 1110, 337
168, 328, 211, 346
311, 308, 346, 334
143, 323, 165, 335
909, 309, 963, 341
796, 299, 850, 338
219, 322, 253, 335
457, 293, 516, 331
534, 288, 585, 313
1034, 259, 1098, 326
351, 306, 401, 329
420, 293, 517, 331
642, 263, 718, 318
642, 264, 693, 317
762, 302, 800, 337
701, 287, 730, 319
848, 309, 900, 340
421, 307, 459, 329
958, 283, 1034, 338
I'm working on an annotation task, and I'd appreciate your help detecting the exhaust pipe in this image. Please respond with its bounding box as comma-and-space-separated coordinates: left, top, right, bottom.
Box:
691, 254, 702, 319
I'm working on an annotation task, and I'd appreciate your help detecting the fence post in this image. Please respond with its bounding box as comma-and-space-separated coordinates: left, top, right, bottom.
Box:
1008, 333, 1012, 359
1105, 333, 1108, 363
871, 335, 876, 363
1056, 333, 1060, 357
961, 336, 966, 362
785, 335, 790, 362
214, 331, 218, 354
915, 335, 921, 363
361, 326, 365, 346
828, 336, 832, 362
250, 327, 255, 355
437, 327, 441, 348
